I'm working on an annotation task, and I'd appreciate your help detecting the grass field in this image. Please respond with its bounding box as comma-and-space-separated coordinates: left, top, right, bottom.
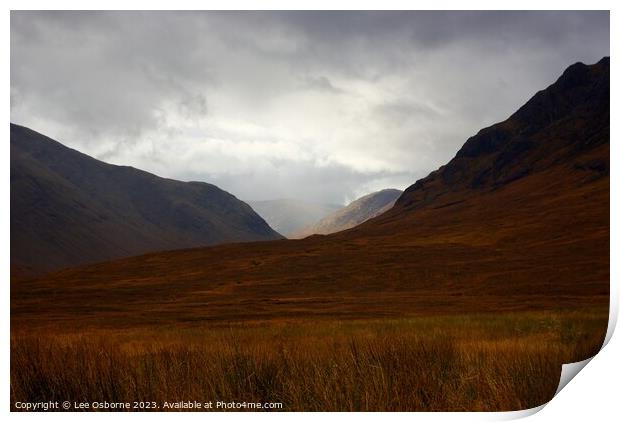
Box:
11, 308, 607, 411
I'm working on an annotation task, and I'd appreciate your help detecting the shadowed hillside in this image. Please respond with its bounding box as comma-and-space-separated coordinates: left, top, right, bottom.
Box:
10, 124, 282, 275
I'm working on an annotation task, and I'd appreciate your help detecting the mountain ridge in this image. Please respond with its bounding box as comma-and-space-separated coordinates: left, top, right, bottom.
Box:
10, 123, 283, 275
389, 56, 609, 214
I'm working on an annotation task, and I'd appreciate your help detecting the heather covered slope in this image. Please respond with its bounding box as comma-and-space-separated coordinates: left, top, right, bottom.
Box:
11, 58, 609, 329
10, 124, 282, 275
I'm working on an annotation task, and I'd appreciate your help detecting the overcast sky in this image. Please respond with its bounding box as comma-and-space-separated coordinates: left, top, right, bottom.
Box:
11, 11, 609, 205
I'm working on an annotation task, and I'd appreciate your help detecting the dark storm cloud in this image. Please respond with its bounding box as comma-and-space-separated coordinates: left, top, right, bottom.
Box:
10, 11, 610, 204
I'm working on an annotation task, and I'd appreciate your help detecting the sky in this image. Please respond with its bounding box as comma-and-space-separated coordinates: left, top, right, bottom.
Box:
11, 11, 610, 205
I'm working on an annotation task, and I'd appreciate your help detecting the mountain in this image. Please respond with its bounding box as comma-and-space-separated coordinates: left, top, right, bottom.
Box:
389, 57, 610, 214
12, 58, 609, 328
10, 124, 282, 275
247, 199, 341, 237
292, 189, 402, 238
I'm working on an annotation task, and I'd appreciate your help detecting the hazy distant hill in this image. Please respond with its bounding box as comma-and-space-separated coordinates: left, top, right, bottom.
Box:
293, 189, 402, 238
247, 199, 341, 237
10, 124, 282, 275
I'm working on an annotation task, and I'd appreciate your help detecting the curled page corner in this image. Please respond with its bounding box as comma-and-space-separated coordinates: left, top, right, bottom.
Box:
554, 357, 594, 396
494, 356, 597, 420
495, 402, 547, 420
602, 299, 618, 349
512, 299, 620, 418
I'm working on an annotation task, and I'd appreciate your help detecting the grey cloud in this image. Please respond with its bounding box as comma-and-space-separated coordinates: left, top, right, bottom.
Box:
10, 11, 610, 204
375, 99, 442, 124
183, 160, 416, 207
299, 76, 345, 95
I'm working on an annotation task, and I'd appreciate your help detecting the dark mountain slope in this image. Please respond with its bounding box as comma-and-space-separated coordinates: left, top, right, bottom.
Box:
390, 57, 609, 214
11, 58, 609, 328
10, 124, 282, 274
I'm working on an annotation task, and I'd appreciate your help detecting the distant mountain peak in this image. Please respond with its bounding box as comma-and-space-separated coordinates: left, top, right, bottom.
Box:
293, 189, 403, 238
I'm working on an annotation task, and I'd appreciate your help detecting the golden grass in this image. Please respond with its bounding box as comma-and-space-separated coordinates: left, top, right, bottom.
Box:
11, 309, 607, 411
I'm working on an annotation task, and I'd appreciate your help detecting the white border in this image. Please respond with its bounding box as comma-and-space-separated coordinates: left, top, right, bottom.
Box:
3, 1, 616, 420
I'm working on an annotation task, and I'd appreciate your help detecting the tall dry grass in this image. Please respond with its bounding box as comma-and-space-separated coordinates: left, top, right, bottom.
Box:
11, 310, 607, 411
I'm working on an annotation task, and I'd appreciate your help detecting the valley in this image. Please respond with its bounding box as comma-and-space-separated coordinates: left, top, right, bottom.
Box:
10, 57, 610, 412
